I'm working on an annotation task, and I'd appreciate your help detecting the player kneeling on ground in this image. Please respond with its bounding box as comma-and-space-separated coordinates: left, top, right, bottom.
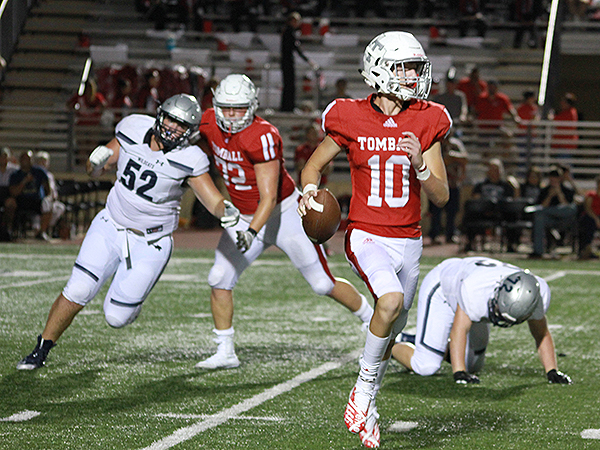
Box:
392, 257, 572, 385
16, 94, 240, 370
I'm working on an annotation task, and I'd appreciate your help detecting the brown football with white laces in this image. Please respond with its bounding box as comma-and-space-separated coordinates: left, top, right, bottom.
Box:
302, 189, 341, 244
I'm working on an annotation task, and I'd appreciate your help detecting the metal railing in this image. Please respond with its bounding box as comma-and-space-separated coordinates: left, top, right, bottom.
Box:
1, 104, 600, 188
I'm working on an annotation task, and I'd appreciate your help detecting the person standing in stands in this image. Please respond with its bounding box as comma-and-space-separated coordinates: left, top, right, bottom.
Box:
280, 12, 318, 112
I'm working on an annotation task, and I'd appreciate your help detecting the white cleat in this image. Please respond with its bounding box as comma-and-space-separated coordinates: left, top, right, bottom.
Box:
359, 402, 380, 448
195, 352, 240, 369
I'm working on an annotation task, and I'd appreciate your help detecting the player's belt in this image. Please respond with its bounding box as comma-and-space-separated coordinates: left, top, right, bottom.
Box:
126, 228, 144, 236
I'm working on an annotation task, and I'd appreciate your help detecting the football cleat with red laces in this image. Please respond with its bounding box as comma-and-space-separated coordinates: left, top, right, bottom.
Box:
359, 402, 380, 448
344, 385, 371, 433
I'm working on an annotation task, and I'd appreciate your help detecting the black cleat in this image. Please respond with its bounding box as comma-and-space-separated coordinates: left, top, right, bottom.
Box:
16, 335, 55, 370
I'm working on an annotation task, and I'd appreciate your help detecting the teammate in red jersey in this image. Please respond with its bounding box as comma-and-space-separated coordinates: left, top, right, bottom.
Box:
195, 74, 374, 370
298, 32, 452, 448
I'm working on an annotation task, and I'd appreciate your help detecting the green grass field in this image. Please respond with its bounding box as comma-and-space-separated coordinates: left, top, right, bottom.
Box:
1, 243, 599, 449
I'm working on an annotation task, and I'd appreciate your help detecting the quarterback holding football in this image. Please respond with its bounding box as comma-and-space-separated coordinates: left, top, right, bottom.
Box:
298, 31, 452, 448
17, 94, 240, 370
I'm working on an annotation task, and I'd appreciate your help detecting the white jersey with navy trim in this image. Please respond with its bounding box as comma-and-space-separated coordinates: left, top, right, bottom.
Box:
106, 114, 210, 240
438, 256, 550, 322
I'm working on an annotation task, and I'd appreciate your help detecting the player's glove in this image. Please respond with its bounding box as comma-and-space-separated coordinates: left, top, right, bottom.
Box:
89, 145, 114, 170
547, 369, 572, 384
453, 370, 480, 384
220, 200, 240, 228
236, 228, 257, 253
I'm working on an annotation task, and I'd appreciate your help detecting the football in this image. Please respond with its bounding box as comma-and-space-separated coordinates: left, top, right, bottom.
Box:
302, 189, 341, 244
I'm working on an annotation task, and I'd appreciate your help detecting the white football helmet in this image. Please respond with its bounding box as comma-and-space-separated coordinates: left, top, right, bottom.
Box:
153, 94, 201, 152
213, 74, 259, 134
361, 31, 432, 101
488, 271, 541, 327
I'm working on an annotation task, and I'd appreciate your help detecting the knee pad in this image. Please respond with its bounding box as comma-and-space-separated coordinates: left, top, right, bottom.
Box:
412, 361, 442, 377
208, 263, 237, 290
62, 265, 101, 306
310, 276, 335, 296
104, 299, 143, 328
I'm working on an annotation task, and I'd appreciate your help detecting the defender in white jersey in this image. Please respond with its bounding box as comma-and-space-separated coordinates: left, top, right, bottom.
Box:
392, 257, 572, 385
17, 94, 240, 371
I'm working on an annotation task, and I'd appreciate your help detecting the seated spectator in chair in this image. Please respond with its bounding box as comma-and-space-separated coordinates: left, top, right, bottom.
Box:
530, 167, 578, 258
8, 151, 53, 241
578, 175, 600, 260
462, 158, 515, 252
519, 165, 542, 204
0, 146, 18, 240
34, 151, 66, 239
428, 133, 468, 245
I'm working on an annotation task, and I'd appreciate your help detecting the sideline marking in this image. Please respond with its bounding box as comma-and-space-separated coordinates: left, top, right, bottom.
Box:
582, 429, 600, 439
139, 349, 361, 450
0, 410, 41, 422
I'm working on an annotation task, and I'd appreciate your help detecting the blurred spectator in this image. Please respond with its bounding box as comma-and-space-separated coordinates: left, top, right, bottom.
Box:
512, 0, 543, 48
280, 12, 317, 112
354, 0, 386, 18
458, 0, 487, 37
428, 134, 468, 245
67, 79, 107, 125
517, 90, 540, 124
519, 165, 542, 204
322, 77, 352, 108
0, 147, 18, 241
201, 77, 219, 111
474, 79, 521, 130
8, 151, 52, 241
294, 122, 328, 186
110, 77, 134, 121
230, 0, 258, 32
462, 158, 515, 252
433, 67, 468, 124
578, 175, 600, 259
457, 65, 487, 114
567, 0, 591, 21
529, 166, 578, 258
551, 92, 579, 158
34, 152, 66, 239
136, 69, 162, 113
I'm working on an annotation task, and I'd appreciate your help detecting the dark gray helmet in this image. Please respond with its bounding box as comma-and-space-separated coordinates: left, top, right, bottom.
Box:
153, 94, 201, 152
488, 271, 541, 327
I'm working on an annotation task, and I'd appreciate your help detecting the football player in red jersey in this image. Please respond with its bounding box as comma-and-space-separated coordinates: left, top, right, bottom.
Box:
195, 74, 374, 370
298, 32, 452, 448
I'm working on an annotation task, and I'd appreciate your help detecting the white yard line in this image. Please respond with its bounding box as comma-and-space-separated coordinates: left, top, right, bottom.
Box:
139, 349, 361, 450
0, 410, 41, 422
544, 271, 567, 282
0, 276, 70, 289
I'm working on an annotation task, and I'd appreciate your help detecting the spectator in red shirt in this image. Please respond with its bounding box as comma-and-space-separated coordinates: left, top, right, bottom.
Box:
294, 123, 330, 186
517, 90, 540, 124
457, 65, 487, 114
136, 69, 162, 113
474, 79, 521, 129
579, 175, 600, 259
552, 92, 579, 155
67, 79, 107, 126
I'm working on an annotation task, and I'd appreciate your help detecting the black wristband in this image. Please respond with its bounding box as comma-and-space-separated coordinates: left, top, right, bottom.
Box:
247, 227, 258, 237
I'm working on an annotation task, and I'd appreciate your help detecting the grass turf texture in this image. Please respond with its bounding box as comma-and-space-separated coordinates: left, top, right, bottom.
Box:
1, 244, 599, 449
